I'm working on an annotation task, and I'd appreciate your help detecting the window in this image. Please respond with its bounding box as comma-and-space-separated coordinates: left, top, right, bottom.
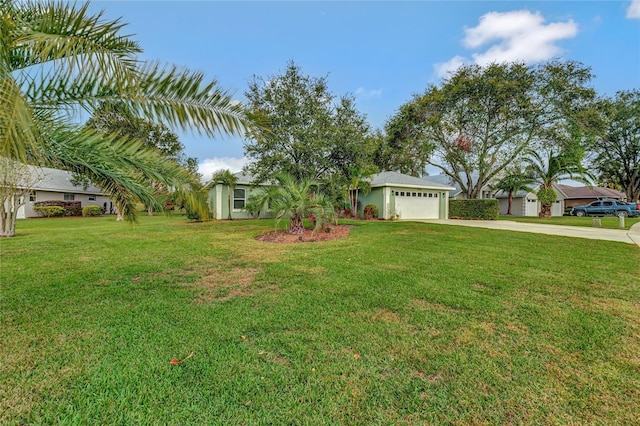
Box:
412, 192, 417, 197
63, 193, 75, 201
428, 193, 433, 198
434, 193, 438, 198
29, 191, 36, 202
418, 193, 422, 197
400, 192, 405, 196
233, 188, 246, 210
88, 195, 96, 201
603, 201, 613, 206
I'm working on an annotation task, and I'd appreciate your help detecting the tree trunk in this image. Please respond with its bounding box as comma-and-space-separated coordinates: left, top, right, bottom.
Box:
288, 215, 304, 234
507, 191, 513, 215
540, 203, 552, 218
147, 205, 154, 216
0, 193, 21, 237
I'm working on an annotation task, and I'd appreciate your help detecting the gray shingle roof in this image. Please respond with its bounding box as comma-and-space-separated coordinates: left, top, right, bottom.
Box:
369, 171, 456, 190
22, 164, 104, 194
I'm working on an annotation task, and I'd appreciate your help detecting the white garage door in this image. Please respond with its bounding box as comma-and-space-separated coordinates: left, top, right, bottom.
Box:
395, 190, 440, 219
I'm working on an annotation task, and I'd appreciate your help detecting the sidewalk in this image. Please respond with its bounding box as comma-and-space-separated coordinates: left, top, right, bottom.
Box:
421, 219, 640, 246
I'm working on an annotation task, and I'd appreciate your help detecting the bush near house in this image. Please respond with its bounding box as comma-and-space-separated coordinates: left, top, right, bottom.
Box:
450, 199, 499, 219
82, 206, 102, 217
34, 200, 83, 217
363, 204, 379, 220
33, 205, 65, 217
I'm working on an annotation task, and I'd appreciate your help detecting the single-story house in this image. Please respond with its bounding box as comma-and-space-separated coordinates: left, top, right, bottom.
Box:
493, 185, 564, 217
358, 171, 456, 220
208, 172, 272, 220
15, 165, 111, 219
556, 184, 626, 208
493, 184, 625, 217
208, 170, 455, 221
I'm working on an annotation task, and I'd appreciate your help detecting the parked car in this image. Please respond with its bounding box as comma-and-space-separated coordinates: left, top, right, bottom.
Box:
571, 200, 640, 218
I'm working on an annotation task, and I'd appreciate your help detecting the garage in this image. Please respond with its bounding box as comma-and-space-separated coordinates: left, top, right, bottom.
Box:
357, 171, 456, 220
394, 190, 441, 219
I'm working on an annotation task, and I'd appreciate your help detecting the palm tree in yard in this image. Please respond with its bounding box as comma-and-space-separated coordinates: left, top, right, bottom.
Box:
266, 173, 335, 234
494, 172, 536, 215
0, 1, 247, 236
524, 148, 594, 218
210, 169, 238, 220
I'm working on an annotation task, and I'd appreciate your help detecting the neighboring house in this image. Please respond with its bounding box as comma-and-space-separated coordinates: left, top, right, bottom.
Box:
208, 172, 272, 220
426, 173, 495, 200
556, 184, 626, 208
493, 184, 626, 217
493, 186, 564, 217
359, 171, 456, 220
17, 165, 111, 219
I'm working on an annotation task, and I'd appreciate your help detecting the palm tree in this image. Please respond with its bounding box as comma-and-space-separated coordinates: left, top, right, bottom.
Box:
0, 1, 247, 236
494, 172, 536, 215
266, 173, 334, 234
524, 148, 594, 218
210, 169, 238, 220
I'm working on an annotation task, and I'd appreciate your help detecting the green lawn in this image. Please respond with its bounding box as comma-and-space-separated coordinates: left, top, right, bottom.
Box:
499, 215, 640, 230
2, 215, 639, 424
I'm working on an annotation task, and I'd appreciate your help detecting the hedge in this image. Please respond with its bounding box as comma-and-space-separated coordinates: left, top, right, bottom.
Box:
34, 200, 82, 217
449, 199, 499, 220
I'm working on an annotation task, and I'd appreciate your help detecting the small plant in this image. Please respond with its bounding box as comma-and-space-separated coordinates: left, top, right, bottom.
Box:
34, 206, 64, 217
363, 204, 378, 220
82, 205, 102, 217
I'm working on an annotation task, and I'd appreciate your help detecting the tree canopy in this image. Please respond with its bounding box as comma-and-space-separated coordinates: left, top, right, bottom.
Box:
592, 90, 640, 202
385, 60, 603, 198
243, 62, 379, 191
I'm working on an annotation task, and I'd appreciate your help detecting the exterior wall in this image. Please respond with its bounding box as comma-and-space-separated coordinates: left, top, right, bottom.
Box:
22, 190, 110, 218
208, 184, 273, 220
357, 188, 385, 218
499, 194, 564, 217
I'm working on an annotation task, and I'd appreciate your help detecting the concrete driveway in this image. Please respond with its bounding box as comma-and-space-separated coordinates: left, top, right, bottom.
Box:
421, 219, 640, 246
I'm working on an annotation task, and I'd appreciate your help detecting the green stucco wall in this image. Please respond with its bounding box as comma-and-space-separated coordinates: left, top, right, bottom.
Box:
208, 184, 273, 220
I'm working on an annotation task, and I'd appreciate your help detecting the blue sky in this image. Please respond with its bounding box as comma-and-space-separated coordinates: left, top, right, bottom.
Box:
90, 1, 640, 178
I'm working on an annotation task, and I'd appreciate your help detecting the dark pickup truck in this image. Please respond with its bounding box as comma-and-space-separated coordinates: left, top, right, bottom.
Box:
571, 200, 640, 218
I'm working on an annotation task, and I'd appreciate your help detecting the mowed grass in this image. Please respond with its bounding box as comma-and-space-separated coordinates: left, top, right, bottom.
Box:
1, 215, 639, 424
499, 215, 640, 230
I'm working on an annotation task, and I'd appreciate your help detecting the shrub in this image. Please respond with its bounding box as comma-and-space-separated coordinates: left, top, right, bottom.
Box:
363, 204, 379, 220
34, 205, 65, 217
34, 200, 82, 216
82, 205, 102, 217
449, 199, 499, 220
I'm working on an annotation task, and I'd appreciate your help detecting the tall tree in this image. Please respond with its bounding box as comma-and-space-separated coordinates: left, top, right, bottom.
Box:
0, 1, 247, 236
244, 62, 377, 190
386, 61, 601, 197
592, 90, 640, 202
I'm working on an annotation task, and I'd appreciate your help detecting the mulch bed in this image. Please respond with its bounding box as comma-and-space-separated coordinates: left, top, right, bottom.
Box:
256, 225, 352, 243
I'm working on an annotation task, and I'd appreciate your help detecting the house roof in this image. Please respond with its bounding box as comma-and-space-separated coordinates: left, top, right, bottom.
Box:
14, 164, 105, 194
556, 184, 625, 199
369, 171, 456, 190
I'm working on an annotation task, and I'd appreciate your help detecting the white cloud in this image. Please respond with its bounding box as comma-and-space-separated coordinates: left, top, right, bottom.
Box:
435, 10, 578, 78
434, 55, 466, 79
627, 0, 640, 19
198, 156, 250, 180
355, 87, 383, 99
